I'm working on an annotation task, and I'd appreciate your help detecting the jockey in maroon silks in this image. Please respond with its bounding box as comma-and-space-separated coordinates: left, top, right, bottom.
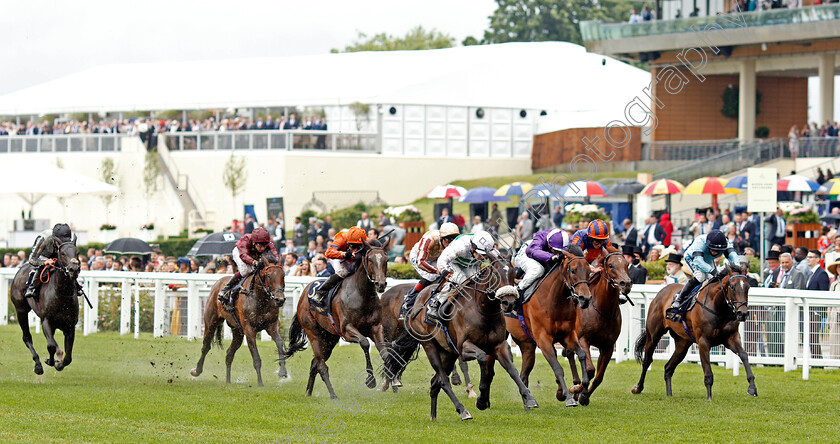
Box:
219, 227, 279, 310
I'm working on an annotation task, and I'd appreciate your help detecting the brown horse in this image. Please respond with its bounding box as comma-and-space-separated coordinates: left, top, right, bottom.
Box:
504, 246, 592, 407
380, 283, 477, 398
631, 264, 757, 400
565, 247, 632, 406
284, 240, 389, 399
190, 258, 287, 386
10, 238, 81, 374
382, 251, 538, 421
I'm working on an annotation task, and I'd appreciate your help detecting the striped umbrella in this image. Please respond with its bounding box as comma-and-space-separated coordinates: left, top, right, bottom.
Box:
426, 184, 467, 199
817, 178, 840, 195
684, 177, 740, 210
640, 179, 684, 214
724, 175, 748, 191
560, 180, 608, 198
777, 175, 820, 192
639, 179, 685, 195
494, 181, 534, 197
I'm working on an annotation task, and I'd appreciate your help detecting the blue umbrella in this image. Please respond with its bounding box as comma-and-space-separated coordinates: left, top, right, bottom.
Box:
725, 175, 748, 190
459, 187, 511, 203
530, 183, 565, 199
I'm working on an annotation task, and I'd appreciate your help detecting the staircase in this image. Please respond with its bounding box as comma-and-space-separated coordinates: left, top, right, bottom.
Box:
154, 137, 215, 235
651, 138, 786, 183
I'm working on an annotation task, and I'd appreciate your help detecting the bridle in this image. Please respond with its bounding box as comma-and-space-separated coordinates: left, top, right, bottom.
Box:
600, 251, 625, 290
360, 245, 387, 287
698, 272, 749, 318
255, 263, 285, 302
54, 240, 80, 277
561, 255, 590, 300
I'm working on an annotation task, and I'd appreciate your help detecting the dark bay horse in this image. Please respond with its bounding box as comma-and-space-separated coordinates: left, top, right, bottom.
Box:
190, 258, 287, 387
565, 248, 632, 406
380, 283, 477, 398
504, 246, 592, 407
383, 252, 538, 421
10, 238, 81, 374
632, 264, 757, 400
284, 240, 389, 399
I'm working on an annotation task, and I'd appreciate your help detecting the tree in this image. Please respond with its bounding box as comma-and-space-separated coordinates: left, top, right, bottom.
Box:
223, 153, 248, 218
99, 158, 119, 224
482, 0, 636, 45
332, 26, 454, 53
143, 152, 161, 222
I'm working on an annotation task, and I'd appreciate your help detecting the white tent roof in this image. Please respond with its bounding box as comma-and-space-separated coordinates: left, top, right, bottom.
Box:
0, 162, 119, 208
0, 41, 650, 119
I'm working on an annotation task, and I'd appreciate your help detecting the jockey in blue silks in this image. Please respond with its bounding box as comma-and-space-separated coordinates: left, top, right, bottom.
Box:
666, 229, 739, 322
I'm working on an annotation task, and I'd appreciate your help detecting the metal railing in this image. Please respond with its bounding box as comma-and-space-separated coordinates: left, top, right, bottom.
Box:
1, 270, 838, 379
580, 3, 840, 41
162, 129, 379, 153
155, 136, 214, 233
0, 133, 122, 153
645, 138, 743, 161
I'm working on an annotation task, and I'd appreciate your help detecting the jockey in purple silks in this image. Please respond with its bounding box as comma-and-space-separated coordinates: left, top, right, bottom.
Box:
514, 228, 571, 295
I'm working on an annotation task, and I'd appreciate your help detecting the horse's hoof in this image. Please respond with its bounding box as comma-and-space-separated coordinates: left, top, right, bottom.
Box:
277, 370, 288, 379
392, 386, 398, 393
631, 385, 642, 395
365, 375, 377, 389
392, 378, 402, 388
45, 358, 54, 367
330, 394, 338, 400
55, 361, 64, 372
570, 384, 583, 394
34, 364, 44, 375
748, 387, 758, 397
476, 398, 489, 411
451, 373, 462, 386
190, 368, 200, 377
565, 398, 578, 407
579, 394, 590, 406
460, 410, 473, 421
524, 396, 539, 409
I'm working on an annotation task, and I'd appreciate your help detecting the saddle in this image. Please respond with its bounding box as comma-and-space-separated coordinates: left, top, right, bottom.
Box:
516, 261, 562, 308
308, 266, 356, 315
672, 280, 704, 315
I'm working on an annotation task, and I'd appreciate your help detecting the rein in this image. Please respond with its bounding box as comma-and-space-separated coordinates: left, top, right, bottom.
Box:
254, 263, 285, 302
695, 274, 749, 319
360, 246, 386, 285
561, 256, 589, 299
600, 251, 624, 289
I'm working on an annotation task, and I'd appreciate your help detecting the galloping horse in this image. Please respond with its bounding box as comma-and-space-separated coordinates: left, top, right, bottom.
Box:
504, 246, 592, 407
565, 247, 632, 405
632, 264, 757, 400
383, 251, 538, 421
380, 283, 477, 398
284, 240, 389, 399
191, 255, 287, 386
10, 236, 81, 374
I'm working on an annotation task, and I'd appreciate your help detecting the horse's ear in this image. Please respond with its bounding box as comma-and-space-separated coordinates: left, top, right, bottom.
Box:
72, 234, 77, 245
724, 263, 731, 275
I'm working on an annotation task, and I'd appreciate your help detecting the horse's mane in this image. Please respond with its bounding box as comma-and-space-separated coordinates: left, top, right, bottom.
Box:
568, 244, 584, 257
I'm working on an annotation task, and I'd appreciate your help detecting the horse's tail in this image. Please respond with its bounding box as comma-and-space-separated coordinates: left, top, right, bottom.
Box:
213, 321, 224, 349
380, 329, 420, 382
634, 331, 647, 363
283, 315, 308, 359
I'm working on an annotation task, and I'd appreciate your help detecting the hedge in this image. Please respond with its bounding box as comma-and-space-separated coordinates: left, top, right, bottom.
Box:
1, 237, 199, 260
387, 264, 420, 280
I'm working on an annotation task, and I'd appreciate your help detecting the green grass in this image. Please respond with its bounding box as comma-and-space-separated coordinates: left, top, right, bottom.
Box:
0, 325, 837, 443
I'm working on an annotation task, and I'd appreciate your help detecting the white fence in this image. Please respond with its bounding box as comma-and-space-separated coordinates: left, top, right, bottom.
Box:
2, 269, 839, 379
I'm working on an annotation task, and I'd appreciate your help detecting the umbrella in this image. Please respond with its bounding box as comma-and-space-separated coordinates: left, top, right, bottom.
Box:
606, 181, 645, 195
494, 181, 534, 197
724, 175, 748, 191
560, 181, 608, 198
458, 187, 510, 203
187, 231, 243, 256
104, 238, 153, 255
683, 177, 740, 210
426, 184, 467, 199
817, 179, 840, 195
640, 179, 685, 215
777, 175, 820, 192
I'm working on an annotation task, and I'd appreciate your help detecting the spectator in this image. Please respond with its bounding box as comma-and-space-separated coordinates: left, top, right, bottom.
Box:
3, 252, 12, 267
490, 203, 504, 234
765, 208, 787, 248
739, 256, 761, 287
9, 254, 21, 268
726, 224, 748, 254
293, 217, 305, 246
660, 213, 673, 247
470, 216, 485, 234
805, 250, 829, 291
629, 9, 642, 23
664, 253, 688, 285
689, 212, 713, 237
436, 208, 453, 228
306, 240, 317, 259
313, 257, 332, 277
281, 239, 296, 255
357, 212, 374, 231
519, 212, 535, 242
294, 257, 316, 277
818, 226, 832, 253
763, 250, 782, 287
394, 255, 407, 264
778, 253, 806, 289
642, 5, 654, 20
323, 216, 333, 232
640, 214, 665, 258
552, 205, 563, 230
377, 212, 391, 229
283, 252, 299, 276
623, 245, 647, 284
622, 219, 638, 247
794, 246, 812, 282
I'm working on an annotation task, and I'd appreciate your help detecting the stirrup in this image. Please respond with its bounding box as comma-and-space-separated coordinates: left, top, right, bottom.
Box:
665, 307, 682, 322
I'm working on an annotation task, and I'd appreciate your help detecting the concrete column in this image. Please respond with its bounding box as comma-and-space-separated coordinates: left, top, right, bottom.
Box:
738, 59, 756, 141
819, 53, 835, 125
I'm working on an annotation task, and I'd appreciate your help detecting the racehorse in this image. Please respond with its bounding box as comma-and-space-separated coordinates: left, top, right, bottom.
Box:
631, 264, 757, 400
10, 236, 81, 374
504, 246, 592, 407
190, 255, 287, 387
380, 283, 477, 398
564, 248, 632, 406
383, 251, 538, 421
284, 240, 390, 399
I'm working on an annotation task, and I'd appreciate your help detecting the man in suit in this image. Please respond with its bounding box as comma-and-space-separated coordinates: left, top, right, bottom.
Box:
778, 253, 806, 290
315, 117, 328, 149
763, 250, 782, 287
436, 208, 453, 228
640, 214, 665, 259
794, 246, 813, 283
623, 245, 647, 284
765, 208, 787, 248
283, 113, 299, 130
622, 219, 638, 248
735, 212, 755, 251
805, 249, 830, 291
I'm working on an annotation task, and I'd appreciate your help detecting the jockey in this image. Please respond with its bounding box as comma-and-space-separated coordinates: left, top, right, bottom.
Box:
570, 219, 614, 273
514, 228, 571, 296
400, 222, 460, 321
25, 223, 83, 299
666, 230, 739, 322
313, 226, 368, 304
219, 227, 280, 310
426, 231, 497, 323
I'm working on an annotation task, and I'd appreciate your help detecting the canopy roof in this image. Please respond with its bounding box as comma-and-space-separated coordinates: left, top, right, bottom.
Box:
0, 161, 119, 209
0, 42, 649, 118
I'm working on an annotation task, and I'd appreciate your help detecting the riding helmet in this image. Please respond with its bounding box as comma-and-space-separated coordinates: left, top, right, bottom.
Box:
346, 227, 368, 245
586, 219, 610, 240
439, 222, 460, 239
707, 230, 727, 252
52, 223, 72, 243
471, 231, 495, 255
251, 227, 271, 243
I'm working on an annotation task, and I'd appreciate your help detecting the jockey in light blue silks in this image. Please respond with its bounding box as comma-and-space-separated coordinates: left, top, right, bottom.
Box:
666, 229, 739, 322
514, 228, 571, 295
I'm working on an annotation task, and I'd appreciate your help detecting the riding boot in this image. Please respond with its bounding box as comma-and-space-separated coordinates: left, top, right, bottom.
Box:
667, 277, 701, 321
426, 287, 456, 324
313, 274, 341, 304
399, 286, 422, 321
24, 268, 39, 299
219, 275, 242, 310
